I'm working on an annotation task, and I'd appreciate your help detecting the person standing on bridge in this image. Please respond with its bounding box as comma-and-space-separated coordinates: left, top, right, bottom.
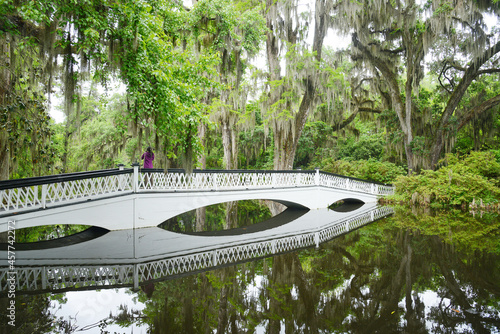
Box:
141, 147, 155, 187
141, 146, 155, 169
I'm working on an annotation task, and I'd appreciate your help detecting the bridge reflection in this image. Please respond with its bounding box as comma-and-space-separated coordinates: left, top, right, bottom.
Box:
0, 203, 393, 296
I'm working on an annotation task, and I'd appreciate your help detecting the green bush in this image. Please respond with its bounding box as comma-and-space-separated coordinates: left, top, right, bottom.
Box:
320, 158, 406, 184
392, 151, 500, 207
336, 134, 385, 161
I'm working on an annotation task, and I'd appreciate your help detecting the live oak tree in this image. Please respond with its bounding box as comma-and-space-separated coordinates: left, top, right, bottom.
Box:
337, 0, 500, 173
261, 0, 336, 170
0, 4, 57, 179
0, 0, 219, 178
188, 0, 266, 170
104, 0, 217, 171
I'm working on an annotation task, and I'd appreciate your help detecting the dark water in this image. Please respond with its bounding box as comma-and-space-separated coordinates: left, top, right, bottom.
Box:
1, 203, 500, 333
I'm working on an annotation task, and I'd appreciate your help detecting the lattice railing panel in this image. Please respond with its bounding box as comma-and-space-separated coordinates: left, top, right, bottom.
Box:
1, 174, 133, 213
377, 184, 395, 196
45, 174, 133, 206
45, 266, 133, 290
1, 267, 43, 291
1, 186, 41, 211
1, 265, 137, 293
139, 172, 318, 192
319, 174, 348, 189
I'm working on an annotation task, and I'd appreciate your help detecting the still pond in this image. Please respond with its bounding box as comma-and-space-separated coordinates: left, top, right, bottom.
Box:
1, 200, 499, 333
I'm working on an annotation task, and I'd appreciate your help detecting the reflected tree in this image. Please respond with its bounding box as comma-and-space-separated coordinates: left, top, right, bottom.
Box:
133, 209, 500, 333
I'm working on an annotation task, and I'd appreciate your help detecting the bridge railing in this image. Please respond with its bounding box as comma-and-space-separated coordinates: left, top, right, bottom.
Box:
138, 168, 395, 196
138, 169, 317, 191
1, 166, 394, 215
0, 168, 134, 214
319, 173, 394, 196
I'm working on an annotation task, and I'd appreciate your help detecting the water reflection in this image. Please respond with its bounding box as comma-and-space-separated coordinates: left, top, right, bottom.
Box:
1, 206, 499, 333
0, 226, 109, 250
138, 208, 500, 334
159, 200, 310, 236
329, 199, 365, 212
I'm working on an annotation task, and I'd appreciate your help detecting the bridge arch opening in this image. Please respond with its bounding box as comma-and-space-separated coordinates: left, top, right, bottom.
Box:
329, 199, 365, 212
0, 225, 109, 250
158, 199, 309, 236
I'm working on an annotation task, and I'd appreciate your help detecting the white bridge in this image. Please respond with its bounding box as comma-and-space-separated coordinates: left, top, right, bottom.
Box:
0, 166, 394, 232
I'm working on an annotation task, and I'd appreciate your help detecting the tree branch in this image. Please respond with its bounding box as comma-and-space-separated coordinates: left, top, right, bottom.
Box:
457, 94, 500, 131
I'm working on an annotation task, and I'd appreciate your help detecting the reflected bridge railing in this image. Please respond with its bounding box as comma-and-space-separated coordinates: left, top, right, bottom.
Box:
0, 206, 394, 295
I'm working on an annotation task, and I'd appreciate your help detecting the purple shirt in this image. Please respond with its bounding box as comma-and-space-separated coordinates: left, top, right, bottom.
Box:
141, 151, 155, 169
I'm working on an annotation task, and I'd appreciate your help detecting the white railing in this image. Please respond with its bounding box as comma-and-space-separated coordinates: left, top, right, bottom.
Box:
0, 167, 394, 214
0, 206, 394, 294
138, 170, 317, 191
138, 169, 393, 195
0, 169, 133, 214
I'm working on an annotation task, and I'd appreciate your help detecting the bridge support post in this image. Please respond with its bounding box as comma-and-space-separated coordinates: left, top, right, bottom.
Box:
41, 184, 47, 209
212, 250, 218, 266
314, 232, 320, 248
41, 268, 47, 289
295, 169, 301, 186
315, 168, 320, 186
132, 163, 139, 193
133, 264, 139, 290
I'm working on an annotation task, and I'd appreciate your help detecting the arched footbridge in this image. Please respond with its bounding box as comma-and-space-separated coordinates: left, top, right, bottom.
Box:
0, 166, 394, 232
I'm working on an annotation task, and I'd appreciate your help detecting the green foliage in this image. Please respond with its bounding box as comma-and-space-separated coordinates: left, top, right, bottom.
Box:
294, 121, 335, 168
389, 207, 500, 255
321, 158, 406, 184
15, 224, 91, 243
117, 1, 218, 165
239, 125, 273, 169
392, 151, 500, 207
335, 133, 386, 161
236, 200, 272, 226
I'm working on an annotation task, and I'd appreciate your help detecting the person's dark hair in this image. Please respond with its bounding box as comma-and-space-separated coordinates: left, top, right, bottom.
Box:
147, 146, 152, 153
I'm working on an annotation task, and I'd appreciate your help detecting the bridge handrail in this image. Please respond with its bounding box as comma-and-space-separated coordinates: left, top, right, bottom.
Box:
0, 167, 392, 190
164, 168, 392, 186
0, 168, 132, 190
138, 169, 393, 195
0, 168, 134, 214
1, 167, 394, 214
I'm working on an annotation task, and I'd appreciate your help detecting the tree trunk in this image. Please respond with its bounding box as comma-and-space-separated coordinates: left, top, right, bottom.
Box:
0, 34, 11, 180
221, 121, 238, 170
266, 0, 329, 171
352, 32, 417, 173
0, 130, 8, 180
196, 122, 207, 231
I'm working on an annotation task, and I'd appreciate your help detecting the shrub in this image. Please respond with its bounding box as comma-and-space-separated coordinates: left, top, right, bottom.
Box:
320, 158, 406, 184
392, 151, 500, 207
